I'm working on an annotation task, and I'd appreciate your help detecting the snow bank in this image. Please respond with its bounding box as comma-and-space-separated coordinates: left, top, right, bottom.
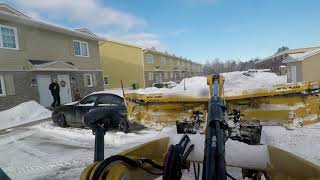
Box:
0, 101, 51, 130
261, 123, 320, 165
133, 71, 287, 97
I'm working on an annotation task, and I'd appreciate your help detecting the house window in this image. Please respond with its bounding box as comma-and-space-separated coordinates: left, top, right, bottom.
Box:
170, 72, 174, 79
160, 57, 166, 65
148, 72, 153, 81
164, 72, 168, 79
84, 73, 93, 87
73, 40, 89, 57
0, 75, 6, 96
146, 54, 154, 64
0, 24, 19, 49
104, 76, 109, 85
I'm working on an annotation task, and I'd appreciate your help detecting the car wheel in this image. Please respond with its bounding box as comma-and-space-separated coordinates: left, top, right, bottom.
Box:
52, 111, 68, 128
117, 117, 129, 133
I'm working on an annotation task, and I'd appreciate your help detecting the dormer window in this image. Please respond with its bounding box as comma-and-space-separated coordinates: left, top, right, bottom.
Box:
0, 24, 19, 49
73, 40, 89, 57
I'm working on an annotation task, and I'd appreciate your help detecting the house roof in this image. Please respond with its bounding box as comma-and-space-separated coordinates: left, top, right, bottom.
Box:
99, 38, 146, 50
0, 3, 103, 41
0, 3, 30, 18
283, 48, 320, 63
256, 46, 320, 64
144, 48, 202, 65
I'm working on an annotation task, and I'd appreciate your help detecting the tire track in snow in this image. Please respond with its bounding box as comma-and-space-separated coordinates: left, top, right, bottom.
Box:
4, 158, 93, 177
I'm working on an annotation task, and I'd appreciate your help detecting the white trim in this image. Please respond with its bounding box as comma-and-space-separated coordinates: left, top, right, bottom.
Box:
0, 3, 30, 18
103, 76, 109, 85
84, 73, 93, 87
38, 61, 78, 70
148, 72, 153, 81
0, 24, 19, 50
73, 40, 90, 57
0, 74, 6, 96
0, 8, 101, 41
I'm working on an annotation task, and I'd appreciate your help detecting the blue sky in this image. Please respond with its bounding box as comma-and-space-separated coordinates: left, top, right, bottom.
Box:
3, 0, 320, 63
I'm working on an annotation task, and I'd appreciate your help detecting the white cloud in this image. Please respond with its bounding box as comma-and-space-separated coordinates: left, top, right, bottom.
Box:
4, 0, 164, 50
8, 0, 145, 30
98, 32, 164, 50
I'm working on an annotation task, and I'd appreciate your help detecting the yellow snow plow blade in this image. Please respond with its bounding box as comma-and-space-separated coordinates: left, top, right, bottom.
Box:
125, 81, 320, 127
80, 136, 320, 180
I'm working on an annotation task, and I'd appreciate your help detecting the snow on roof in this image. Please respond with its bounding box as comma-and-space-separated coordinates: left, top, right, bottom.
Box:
283, 48, 320, 63
257, 46, 320, 64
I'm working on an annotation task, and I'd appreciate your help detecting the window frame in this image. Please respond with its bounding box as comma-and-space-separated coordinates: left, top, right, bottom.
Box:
103, 76, 109, 85
0, 75, 6, 96
146, 54, 154, 64
0, 24, 19, 50
84, 73, 93, 87
164, 72, 168, 79
148, 72, 153, 81
73, 40, 90, 57
160, 57, 166, 65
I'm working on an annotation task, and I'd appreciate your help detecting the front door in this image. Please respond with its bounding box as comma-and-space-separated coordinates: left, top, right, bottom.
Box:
291, 65, 297, 83
57, 74, 72, 104
37, 75, 53, 107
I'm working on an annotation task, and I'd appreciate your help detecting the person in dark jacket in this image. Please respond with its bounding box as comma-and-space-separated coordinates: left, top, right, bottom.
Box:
49, 79, 60, 107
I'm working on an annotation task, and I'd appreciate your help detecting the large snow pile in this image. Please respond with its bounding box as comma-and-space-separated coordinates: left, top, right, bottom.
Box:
0, 101, 51, 130
261, 123, 320, 165
134, 71, 287, 97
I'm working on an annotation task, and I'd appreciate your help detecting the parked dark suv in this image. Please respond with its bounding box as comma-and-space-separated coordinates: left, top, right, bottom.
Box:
52, 93, 129, 132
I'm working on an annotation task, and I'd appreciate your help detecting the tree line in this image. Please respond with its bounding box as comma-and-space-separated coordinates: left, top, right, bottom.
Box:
202, 46, 289, 75
203, 58, 259, 75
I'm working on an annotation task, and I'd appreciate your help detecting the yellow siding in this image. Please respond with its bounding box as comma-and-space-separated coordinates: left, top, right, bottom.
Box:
99, 41, 145, 89
302, 53, 320, 81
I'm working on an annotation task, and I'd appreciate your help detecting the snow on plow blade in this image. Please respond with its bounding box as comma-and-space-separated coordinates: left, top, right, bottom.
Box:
125, 81, 320, 127
81, 136, 320, 180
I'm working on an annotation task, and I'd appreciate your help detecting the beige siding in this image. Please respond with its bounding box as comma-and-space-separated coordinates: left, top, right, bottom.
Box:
302, 54, 320, 82
0, 20, 100, 71
286, 61, 303, 82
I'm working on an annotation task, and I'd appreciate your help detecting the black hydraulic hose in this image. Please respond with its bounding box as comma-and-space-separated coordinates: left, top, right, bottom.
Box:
140, 158, 164, 170
92, 155, 163, 179
226, 172, 237, 180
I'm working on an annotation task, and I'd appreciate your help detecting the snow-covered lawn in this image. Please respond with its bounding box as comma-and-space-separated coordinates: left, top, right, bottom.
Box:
261, 124, 320, 165
0, 121, 319, 179
0, 101, 51, 130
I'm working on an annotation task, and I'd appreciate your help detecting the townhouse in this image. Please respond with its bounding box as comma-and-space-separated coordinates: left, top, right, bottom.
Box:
283, 48, 320, 83
143, 48, 203, 87
99, 40, 145, 89
99, 43, 203, 89
255, 46, 320, 75
0, 4, 103, 110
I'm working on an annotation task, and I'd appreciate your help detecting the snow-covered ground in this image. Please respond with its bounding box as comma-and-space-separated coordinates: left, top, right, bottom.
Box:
0, 121, 319, 180
0, 101, 51, 130
0, 71, 318, 179
100, 71, 287, 98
